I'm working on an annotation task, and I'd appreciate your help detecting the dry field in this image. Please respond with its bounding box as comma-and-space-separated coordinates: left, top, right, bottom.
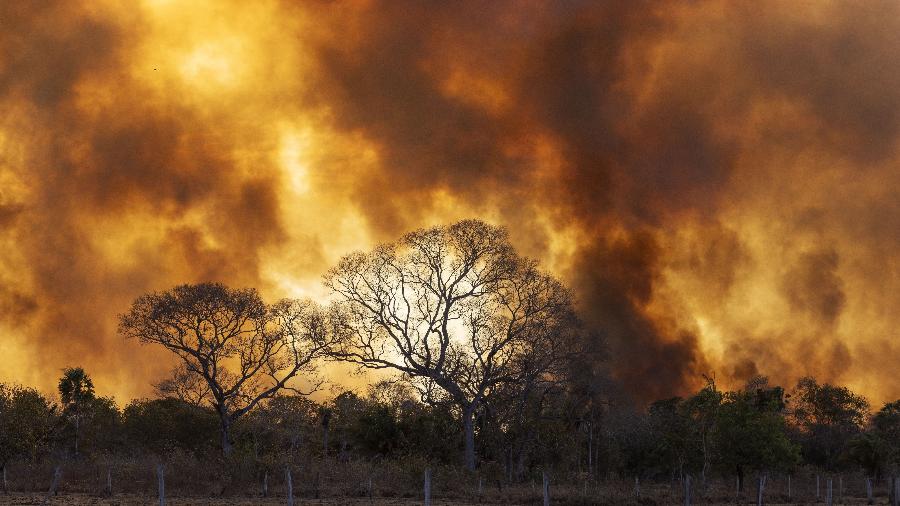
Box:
0, 491, 893, 505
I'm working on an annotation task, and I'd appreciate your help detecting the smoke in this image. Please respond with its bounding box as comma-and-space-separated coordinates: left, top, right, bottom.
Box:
2, 0, 900, 404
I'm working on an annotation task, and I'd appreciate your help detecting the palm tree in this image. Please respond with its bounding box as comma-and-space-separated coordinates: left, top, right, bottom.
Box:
58, 367, 95, 457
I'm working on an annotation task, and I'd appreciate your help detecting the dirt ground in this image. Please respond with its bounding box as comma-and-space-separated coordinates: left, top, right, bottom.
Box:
0, 493, 892, 505
0, 495, 486, 506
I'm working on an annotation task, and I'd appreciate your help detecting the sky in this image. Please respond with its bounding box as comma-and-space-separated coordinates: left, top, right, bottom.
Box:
1, 0, 899, 405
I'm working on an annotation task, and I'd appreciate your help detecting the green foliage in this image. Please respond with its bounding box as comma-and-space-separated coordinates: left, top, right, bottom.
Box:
0, 384, 57, 464
122, 398, 218, 456
58, 367, 95, 409
711, 387, 799, 474
790, 376, 870, 470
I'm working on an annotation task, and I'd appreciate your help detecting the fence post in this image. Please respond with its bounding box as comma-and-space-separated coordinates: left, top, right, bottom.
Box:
424, 468, 432, 506
105, 466, 112, 497
683, 474, 691, 506
285, 467, 293, 506
866, 477, 873, 505
156, 464, 165, 506
756, 475, 765, 506
817, 474, 821, 500
893, 476, 900, 506
634, 476, 640, 498
542, 471, 550, 506
787, 474, 791, 500
825, 477, 833, 506
41, 466, 61, 506
839, 475, 843, 503
262, 470, 268, 498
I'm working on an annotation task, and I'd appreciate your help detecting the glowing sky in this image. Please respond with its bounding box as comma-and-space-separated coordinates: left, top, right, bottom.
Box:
1, 0, 899, 404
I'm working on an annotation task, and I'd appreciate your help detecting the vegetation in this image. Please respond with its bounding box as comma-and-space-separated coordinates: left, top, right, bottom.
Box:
1, 220, 898, 503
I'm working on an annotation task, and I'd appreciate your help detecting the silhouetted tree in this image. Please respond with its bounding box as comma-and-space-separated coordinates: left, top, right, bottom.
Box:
0, 384, 57, 489
853, 400, 900, 478
325, 220, 578, 471
712, 385, 798, 491
153, 363, 212, 407
119, 283, 338, 456
58, 367, 95, 457
122, 398, 218, 456
790, 376, 869, 471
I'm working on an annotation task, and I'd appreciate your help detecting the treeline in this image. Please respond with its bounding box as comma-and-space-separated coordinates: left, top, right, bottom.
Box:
2, 219, 899, 499
3, 370, 900, 493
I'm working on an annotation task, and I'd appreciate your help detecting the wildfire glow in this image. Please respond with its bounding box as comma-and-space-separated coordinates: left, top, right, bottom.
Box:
1, 0, 899, 406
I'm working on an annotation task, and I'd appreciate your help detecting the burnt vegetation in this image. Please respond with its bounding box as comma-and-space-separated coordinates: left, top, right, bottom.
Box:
1, 220, 899, 504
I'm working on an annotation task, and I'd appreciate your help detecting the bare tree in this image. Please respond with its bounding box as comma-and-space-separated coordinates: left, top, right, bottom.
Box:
119, 283, 337, 455
324, 220, 579, 471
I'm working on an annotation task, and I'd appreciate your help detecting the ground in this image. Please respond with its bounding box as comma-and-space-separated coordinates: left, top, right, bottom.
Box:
0, 493, 892, 505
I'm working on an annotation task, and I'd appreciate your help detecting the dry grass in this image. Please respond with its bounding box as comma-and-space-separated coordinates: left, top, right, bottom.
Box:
1, 460, 893, 505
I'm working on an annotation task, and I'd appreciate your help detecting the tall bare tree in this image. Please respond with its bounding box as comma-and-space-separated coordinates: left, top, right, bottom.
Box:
118, 283, 336, 455
324, 220, 579, 471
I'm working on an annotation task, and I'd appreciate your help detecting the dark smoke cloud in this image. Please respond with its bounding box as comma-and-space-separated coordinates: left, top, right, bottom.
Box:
0, 0, 285, 396
3, 0, 900, 403
304, 1, 728, 400
782, 249, 846, 325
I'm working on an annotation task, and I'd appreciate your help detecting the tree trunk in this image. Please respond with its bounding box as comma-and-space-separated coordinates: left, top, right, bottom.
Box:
463, 406, 476, 472
587, 420, 594, 476
219, 415, 233, 456
74, 415, 80, 457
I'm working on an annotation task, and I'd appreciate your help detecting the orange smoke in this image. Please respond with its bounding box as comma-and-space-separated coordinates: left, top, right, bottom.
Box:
1, 0, 899, 404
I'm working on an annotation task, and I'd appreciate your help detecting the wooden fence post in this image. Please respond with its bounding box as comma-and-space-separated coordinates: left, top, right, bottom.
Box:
634, 476, 640, 498
817, 474, 821, 500
892, 476, 900, 506
542, 471, 550, 506
156, 464, 165, 506
424, 468, 432, 506
683, 474, 691, 506
285, 467, 293, 506
787, 474, 791, 500
105, 466, 111, 497
262, 470, 268, 498
756, 475, 765, 506
41, 466, 61, 506
866, 477, 873, 505
839, 475, 843, 503
825, 477, 833, 506
3, 465, 8, 494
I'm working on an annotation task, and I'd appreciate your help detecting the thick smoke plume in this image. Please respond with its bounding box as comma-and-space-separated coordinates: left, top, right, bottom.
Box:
2, 0, 899, 404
